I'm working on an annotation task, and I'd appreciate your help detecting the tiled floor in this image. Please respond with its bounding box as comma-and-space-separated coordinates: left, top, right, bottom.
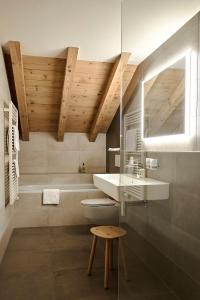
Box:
119, 246, 181, 300
0, 225, 180, 300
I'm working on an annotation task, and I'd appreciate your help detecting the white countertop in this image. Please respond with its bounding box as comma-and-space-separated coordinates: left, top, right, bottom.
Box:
95, 173, 169, 187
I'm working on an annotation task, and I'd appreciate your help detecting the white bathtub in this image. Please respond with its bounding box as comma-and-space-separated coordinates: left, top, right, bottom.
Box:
19, 184, 97, 193
16, 183, 106, 228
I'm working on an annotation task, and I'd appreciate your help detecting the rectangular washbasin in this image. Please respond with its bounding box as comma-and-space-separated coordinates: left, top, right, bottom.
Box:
93, 174, 169, 202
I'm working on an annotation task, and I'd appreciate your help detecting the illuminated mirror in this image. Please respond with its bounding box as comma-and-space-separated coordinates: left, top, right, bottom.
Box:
142, 55, 188, 139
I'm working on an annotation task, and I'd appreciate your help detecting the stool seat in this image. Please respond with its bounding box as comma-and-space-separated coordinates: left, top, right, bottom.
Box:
88, 225, 127, 289
91, 226, 126, 239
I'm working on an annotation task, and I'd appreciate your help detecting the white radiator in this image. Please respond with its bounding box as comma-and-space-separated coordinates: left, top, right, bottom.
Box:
123, 110, 144, 176
8, 102, 19, 205
4, 108, 9, 206
0, 107, 5, 208
124, 110, 142, 152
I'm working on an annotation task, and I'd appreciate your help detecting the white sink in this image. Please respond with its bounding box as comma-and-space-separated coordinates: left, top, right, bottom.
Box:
93, 174, 169, 202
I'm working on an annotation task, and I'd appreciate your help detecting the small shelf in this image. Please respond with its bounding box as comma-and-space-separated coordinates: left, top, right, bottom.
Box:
124, 151, 143, 155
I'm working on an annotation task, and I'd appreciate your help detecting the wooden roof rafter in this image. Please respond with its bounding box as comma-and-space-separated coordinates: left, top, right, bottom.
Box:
57, 47, 79, 141
89, 52, 131, 142
8, 41, 29, 141
122, 64, 141, 109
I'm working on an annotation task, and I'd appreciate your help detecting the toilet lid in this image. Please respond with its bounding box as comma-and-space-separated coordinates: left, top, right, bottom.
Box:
81, 198, 116, 207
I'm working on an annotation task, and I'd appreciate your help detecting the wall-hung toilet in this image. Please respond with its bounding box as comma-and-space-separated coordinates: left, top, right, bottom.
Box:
81, 198, 119, 225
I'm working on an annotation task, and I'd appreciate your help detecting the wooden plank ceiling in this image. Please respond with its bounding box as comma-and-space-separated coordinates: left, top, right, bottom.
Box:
8, 41, 137, 141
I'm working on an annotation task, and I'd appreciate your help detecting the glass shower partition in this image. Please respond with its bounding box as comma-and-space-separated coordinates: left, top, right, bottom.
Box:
119, 106, 154, 300
119, 2, 200, 300
118, 71, 179, 299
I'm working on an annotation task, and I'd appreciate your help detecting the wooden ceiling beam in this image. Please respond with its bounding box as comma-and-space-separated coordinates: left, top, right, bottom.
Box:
89, 52, 131, 142
122, 64, 141, 109
57, 47, 79, 141
9, 41, 29, 140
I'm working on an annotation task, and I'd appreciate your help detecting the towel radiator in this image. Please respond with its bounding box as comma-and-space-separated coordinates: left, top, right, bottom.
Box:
123, 110, 144, 175
1, 102, 19, 205
121, 110, 146, 216
4, 107, 9, 206
124, 110, 142, 152
9, 102, 19, 205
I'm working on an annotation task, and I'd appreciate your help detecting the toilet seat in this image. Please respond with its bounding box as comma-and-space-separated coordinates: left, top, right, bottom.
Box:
81, 198, 116, 207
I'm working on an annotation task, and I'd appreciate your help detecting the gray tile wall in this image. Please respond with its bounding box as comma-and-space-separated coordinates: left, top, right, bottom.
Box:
125, 152, 200, 287
19, 132, 106, 175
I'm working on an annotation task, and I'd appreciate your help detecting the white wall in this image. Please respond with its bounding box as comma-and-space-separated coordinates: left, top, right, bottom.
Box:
0, 0, 121, 62
0, 0, 200, 64
122, 0, 200, 63
0, 47, 14, 261
19, 132, 106, 176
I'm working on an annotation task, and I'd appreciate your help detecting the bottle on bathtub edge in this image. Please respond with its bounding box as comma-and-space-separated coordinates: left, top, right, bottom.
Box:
80, 163, 86, 173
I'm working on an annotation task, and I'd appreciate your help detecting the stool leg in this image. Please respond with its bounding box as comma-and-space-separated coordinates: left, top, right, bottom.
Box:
104, 239, 110, 289
109, 239, 114, 271
119, 238, 128, 281
88, 235, 97, 276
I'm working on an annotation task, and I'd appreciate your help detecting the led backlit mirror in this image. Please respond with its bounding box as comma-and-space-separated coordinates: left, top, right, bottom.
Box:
142, 56, 187, 139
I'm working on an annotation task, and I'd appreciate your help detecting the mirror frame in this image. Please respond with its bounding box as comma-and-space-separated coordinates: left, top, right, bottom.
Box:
141, 50, 192, 145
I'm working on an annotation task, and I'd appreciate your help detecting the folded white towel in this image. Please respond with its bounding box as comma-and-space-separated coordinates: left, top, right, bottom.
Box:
126, 128, 137, 152
12, 125, 20, 152
13, 159, 20, 178
43, 189, 60, 205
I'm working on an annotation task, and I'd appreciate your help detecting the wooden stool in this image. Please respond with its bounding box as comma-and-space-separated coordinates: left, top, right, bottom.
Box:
87, 225, 127, 289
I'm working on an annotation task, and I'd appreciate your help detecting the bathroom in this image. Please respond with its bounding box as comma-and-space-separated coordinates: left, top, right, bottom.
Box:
0, 0, 200, 299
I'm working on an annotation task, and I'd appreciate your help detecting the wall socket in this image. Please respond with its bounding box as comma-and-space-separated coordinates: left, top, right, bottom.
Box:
146, 158, 159, 169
